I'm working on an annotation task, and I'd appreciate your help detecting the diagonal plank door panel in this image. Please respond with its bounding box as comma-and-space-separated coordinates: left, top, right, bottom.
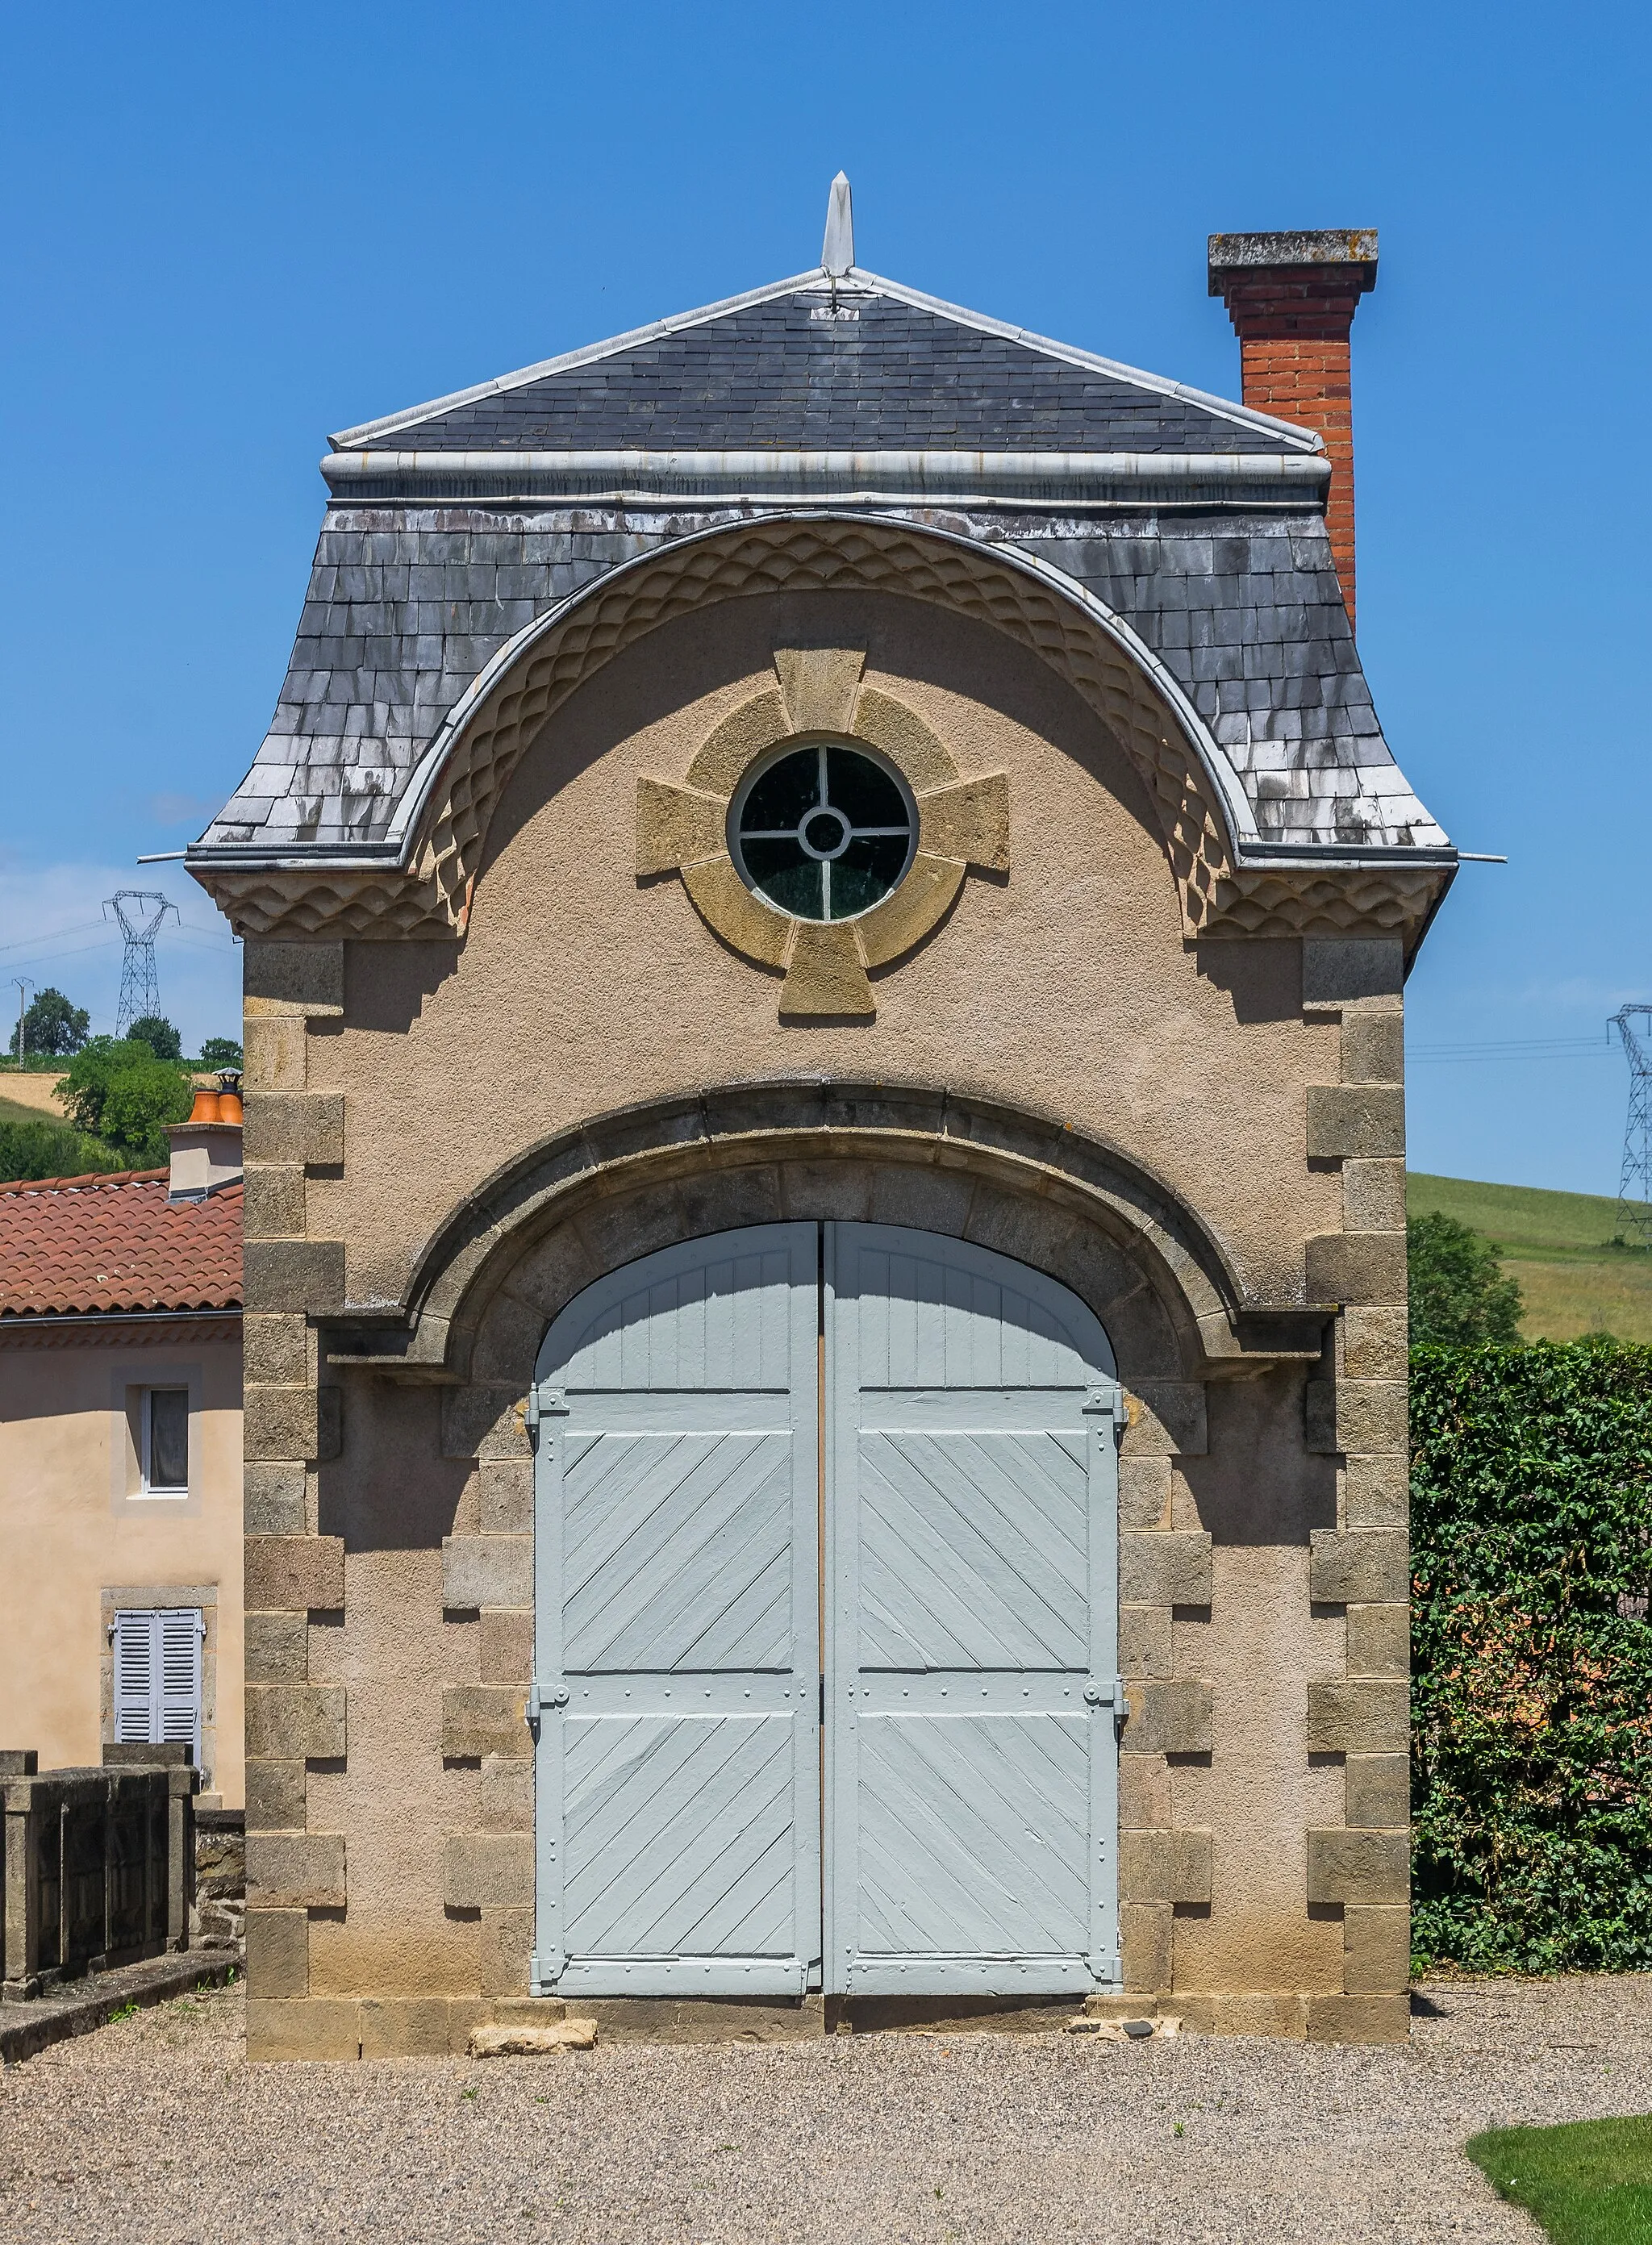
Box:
827, 1224, 1121, 1997
534, 1225, 820, 1997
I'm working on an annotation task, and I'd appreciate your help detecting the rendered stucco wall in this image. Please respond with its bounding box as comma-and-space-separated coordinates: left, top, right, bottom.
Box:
0, 1334, 245, 1805
239, 588, 1409, 2055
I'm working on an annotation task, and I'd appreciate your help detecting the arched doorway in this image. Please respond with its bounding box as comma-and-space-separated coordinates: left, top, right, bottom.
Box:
528, 1223, 1121, 2001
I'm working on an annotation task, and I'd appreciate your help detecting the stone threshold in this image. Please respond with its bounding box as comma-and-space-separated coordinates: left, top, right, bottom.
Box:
0, 1947, 242, 2068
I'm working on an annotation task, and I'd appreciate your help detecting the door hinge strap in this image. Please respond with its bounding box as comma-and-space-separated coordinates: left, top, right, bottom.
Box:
527, 1677, 569, 1726
525, 1384, 569, 1434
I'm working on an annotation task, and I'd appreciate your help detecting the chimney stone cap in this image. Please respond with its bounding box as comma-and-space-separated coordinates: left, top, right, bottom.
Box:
1208, 229, 1378, 292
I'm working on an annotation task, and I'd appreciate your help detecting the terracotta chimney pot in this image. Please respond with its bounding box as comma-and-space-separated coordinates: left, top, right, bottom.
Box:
166, 1073, 244, 1202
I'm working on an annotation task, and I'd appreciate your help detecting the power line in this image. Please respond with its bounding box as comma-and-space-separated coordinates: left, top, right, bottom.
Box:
1409, 1036, 1613, 1064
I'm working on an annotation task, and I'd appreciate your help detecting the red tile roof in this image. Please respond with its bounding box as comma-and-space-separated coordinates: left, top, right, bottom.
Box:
0, 1170, 242, 1317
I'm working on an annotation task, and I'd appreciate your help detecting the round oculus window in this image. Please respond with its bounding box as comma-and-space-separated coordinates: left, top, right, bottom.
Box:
731, 742, 916, 922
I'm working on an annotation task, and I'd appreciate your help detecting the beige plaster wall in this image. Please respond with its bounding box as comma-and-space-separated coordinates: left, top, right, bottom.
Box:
240, 583, 1411, 2053
0, 1334, 244, 1805
309, 591, 1342, 1310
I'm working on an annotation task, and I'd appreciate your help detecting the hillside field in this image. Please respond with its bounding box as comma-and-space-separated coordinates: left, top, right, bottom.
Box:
1407, 1172, 1652, 1342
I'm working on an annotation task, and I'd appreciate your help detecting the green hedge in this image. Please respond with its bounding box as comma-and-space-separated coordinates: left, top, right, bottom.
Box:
1411, 1342, 1652, 1972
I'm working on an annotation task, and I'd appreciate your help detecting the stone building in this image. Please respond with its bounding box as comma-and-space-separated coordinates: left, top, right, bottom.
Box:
190, 190, 1449, 2059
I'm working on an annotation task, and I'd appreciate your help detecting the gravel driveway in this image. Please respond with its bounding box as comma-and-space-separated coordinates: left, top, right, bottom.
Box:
3, 1978, 1651, 2243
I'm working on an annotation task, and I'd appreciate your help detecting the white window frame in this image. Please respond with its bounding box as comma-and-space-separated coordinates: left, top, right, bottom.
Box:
137, 1385, 191, 1498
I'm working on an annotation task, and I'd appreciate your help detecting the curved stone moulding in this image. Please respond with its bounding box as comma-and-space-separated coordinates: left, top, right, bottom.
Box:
319, 1082, 1331, 1390
636, 646, 1010, 1018
193, 513, 1446, 949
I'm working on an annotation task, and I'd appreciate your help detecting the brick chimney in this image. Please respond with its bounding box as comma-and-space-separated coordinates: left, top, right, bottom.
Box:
1208, 230, 1378, 630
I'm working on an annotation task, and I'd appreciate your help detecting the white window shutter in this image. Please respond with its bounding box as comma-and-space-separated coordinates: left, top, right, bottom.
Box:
158, 1609, 202, 1766
113, 1608, 202, 1767
113, 1609, 157, 1742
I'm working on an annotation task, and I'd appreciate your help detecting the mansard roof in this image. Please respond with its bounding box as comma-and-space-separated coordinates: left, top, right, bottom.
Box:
328, 269, 1320, 461
190, 230, 1450, 905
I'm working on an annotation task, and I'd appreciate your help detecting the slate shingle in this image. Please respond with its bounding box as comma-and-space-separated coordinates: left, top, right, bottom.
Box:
357, 289, 1287, 457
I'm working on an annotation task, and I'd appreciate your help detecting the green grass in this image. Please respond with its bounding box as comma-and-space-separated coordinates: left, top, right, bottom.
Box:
1408, 1173, 1652, 1344
0, 1093, 53, 1128
1466, 2117, 1652, 2243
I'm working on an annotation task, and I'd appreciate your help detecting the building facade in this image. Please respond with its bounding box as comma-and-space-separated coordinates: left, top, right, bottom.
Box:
190, 198, 1450, 2057
0, 1107, 245, 1806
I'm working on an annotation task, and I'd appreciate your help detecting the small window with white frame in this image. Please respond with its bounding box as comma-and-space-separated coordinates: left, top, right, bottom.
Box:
139, 1387, 190, 1496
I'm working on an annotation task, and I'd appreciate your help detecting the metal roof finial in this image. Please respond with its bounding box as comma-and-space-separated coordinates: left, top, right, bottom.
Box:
821, 173, 854, 277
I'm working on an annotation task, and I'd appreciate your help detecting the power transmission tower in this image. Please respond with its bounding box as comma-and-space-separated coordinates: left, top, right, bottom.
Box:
1612, 1005, 1652, 1249
105, 891, 178, 1037
11, 979, 33, 1065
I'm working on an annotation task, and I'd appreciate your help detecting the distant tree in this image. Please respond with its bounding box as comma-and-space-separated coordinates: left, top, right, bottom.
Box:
127, 1015, 183, 1062
198, 1037, 244, 1071
8, 987, 90, 1059
56, 1037, 193, 1166
0, 1120, 123, 1183
1408, 1212, 1525, 1346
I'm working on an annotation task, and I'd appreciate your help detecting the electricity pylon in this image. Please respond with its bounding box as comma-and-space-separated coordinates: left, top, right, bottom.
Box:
1611, 1005, 1652, 1249
105, 891, 178, 1037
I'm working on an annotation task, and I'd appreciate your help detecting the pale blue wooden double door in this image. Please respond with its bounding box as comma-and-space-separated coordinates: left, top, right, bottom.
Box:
530, 1222, 1122, 1999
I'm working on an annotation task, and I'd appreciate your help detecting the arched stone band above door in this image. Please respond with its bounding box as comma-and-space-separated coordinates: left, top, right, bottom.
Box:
636, 645, 1009, 1017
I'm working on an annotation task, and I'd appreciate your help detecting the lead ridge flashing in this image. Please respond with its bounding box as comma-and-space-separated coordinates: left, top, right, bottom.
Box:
318, 448, 1333, 507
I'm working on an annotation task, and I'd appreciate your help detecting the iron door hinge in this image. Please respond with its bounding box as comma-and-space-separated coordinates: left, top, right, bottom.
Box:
1083, 1677, 1129, 1736
1083, 1385, 1128, 1443
525, 1384, 568, 1439
526, 1677, 569, 1734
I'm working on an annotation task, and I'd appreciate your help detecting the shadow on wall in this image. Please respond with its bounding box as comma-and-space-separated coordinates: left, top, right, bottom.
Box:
1182, 1375, 1336, 1545
318, 1379, 472, 1552
1194, 941, 1304, 1028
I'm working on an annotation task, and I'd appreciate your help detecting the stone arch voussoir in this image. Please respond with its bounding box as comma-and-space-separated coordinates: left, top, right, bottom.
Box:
323, 1084, 1327, 1463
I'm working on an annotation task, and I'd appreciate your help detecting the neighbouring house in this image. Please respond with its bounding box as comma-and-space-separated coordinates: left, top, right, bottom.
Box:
187, 189, 1446, 2058
0, 1091, 245, 1808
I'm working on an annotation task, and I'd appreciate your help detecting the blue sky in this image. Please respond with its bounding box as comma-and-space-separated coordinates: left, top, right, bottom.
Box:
2, 2, 1646, 1192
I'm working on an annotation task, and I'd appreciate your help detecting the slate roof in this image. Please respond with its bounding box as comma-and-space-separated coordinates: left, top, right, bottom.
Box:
195, 260, 1448, 866
0, 1171, 243, 1318
333, 276, 1307, 457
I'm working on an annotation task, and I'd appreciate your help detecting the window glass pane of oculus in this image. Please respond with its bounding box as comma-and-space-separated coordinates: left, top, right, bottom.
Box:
733, 744, 915, 921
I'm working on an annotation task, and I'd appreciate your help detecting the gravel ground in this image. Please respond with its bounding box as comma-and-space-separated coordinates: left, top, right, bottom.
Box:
4, 1979, 1652, 2243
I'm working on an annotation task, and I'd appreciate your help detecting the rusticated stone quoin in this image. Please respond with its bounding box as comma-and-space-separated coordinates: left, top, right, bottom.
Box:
1307, 1676, 1409, 1755
442, 1537, 533, 1612
442, 1686, 532, 1761
245, 1536, 345, 1613
247, 1832, 346, 1910
1119, 1532, 1213, 1608
1308, 1530, 1409, 1606
245, 1685, 347, 1762
1307, 1829, 1409, 1907
1120, 1830, 1214, 1905
1124, 1680, 1213, 1757
444, 1831, 534, 1912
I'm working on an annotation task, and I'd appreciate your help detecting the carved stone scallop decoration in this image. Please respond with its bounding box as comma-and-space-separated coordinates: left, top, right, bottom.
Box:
636, 648, 1009, 1019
